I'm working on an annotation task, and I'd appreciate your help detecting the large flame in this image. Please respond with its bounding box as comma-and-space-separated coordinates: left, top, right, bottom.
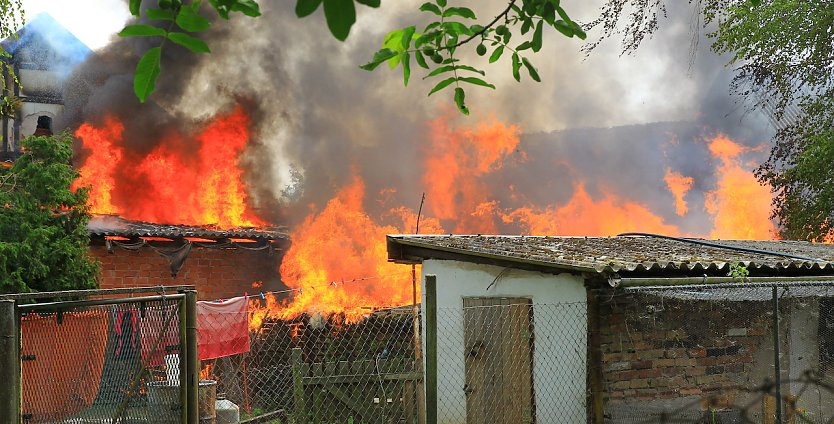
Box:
73, 106, 263, 228
74, 109, 776, 327
251, 176, 443, 326
262, 124, 776, 324
501, 183, 681, 236
705, 135, 776, 239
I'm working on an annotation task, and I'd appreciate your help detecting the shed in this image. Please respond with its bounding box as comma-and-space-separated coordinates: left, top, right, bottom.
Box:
387, 234, 834, 423
88, 214, 290, 300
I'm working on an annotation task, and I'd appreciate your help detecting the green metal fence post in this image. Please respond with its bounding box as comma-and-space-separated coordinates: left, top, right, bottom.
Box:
180, 294, 188, 424
425, 274, 437, 424
185, 290, 199, 424
772, 286, 782, 424
0, 300, 19, 423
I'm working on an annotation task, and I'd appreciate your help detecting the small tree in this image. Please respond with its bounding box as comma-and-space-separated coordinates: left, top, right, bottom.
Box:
0, 133, 98, 293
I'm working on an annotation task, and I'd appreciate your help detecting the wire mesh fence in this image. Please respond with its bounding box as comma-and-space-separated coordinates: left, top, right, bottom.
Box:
202, 300, 422, 424
434, 299, 589, 424
16, 281, 834, 423
17, 295, 187, 424
596, 283, 834, 423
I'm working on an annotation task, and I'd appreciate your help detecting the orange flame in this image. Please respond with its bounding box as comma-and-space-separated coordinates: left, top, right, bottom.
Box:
73, 106, 263, 228
705, 135, 776, 239
259, 176, 443, 324
502, 183, 682, 236
423, 117, 522, 233
199, 363, 214, 380
73, 110, 776, 329
664, 169, 694, 216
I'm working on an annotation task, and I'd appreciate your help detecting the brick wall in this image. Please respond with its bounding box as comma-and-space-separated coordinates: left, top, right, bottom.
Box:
89, 243, 283, 301
596, 292, 773, 405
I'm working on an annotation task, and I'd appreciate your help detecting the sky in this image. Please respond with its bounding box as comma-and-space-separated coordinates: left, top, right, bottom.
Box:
21, 0, 129, 50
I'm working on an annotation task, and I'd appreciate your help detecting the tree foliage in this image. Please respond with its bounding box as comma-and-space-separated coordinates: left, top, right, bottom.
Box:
590, 0, 834, 241
118, 0, 583, 114
360, 0, 586, 115
0, 134, 98, 293
0, 0, 24, 118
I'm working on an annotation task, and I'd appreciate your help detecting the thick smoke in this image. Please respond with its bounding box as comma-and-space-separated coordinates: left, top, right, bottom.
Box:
58, 0, 774, 233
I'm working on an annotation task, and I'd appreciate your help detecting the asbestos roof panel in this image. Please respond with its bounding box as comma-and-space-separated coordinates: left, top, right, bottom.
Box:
87, 214, 289, 241
387, 235, 834, 275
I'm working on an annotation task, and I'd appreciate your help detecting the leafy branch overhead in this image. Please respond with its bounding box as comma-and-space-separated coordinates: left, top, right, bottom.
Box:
119, 0, 583, 112
358, 0, 585, 114
120, 0, 262, 103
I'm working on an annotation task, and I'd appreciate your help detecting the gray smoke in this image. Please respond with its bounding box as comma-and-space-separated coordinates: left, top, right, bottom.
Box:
57, 0, 774, 234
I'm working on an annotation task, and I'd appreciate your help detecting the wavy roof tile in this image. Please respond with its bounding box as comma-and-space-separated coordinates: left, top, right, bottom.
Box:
387, 235, 834, 275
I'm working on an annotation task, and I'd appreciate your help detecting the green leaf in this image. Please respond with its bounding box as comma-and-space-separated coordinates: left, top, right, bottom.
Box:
129, 0, 142, 16
425, 64, 484, 78
442, 7, 476, 19
414, 50, 429, 69
231, 0, 261, 17
425, 65, 457, 78
568, 21, 586, 40
146, 8, 176, 20
134, 47, 162, 103
296, 0, 323, 17
323, 0, 356, 41
419, 2, 441, 15
522, 57, 541, 82
442, 21, 473, 36
176, 8, 211, 32
458, 77, 495, 89
543, 2, 556, 25
517, 41, 533, 51
401, 26, 416, 50
356, 0, 380, 6
428, 77, 456, 96
435, 0, 446, 7
402, 52, 411, 86
167, 32, 211, 53
209, 0, 231, 19
532, 20, 543, 52
521, 19, 532, 35
554, 20, 574, 37
454, 87, 469, 115
556, 4, 570, 22
118, 24, 168, 37
359, 48, 398, 71
512, 52, 521, 81
489, 45, 504, 63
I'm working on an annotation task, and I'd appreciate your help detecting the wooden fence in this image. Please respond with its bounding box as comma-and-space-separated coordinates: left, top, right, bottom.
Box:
290, 348, 422, 423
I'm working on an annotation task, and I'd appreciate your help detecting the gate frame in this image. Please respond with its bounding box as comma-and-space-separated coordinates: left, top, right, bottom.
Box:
0, 285, 198, 424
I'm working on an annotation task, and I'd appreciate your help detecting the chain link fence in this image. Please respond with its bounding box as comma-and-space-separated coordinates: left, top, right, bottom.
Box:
595, 283, 834, 423
432, 299, 588, 424
202, 300, 422, 423
9, 290, 195, 424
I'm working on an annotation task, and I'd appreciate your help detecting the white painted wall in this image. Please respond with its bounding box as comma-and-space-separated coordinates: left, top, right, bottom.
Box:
421, 259, 587, 424
20, 107, 61, 138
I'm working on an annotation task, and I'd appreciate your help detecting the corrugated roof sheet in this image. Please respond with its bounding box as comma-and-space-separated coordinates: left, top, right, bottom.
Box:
88, 215, 288, 241
387, 235, 834, 275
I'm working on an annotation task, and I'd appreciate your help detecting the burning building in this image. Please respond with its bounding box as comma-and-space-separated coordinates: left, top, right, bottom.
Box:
5, 5, 784, 326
